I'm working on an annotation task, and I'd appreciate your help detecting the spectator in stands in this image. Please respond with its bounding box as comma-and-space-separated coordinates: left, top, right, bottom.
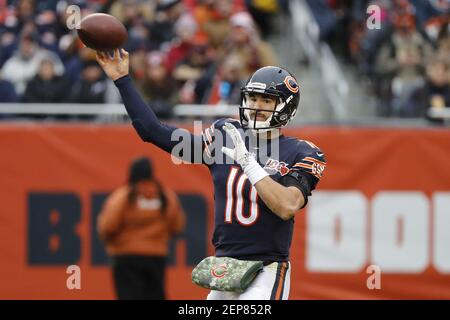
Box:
305, 0, 338, 42
110, 0, 160, 54
349, 0, 391, 76
221, 11, 277, 78
0, 0, 282, 122
389, 45, 425, 116
109, 0, 155, 29
34, 9, 60, 53
302, 0, 450, 119
0, 70, 18, 102
98, 156, 185, 300
0, 31, 18, 69
193, 0, 238, 49
9, 0, 36, 34
374, 9, 433, 115
375, 10, 433, 77
163, 13, 199, 74
411, 0, 449, 30
246, 0, 280, 39
137, 51, 177, 118
406, 59, 450, 118
69, 59, 108, 104
150, 0, 187, 47
2, 32, 64, 96
435, 24, 450, 65
23, 57, 69, 103
127, 40, 148, 81
62, 40, 97, 83
195, 53, 246, 105
172, 34, 213, 85
170, 33, 214, 107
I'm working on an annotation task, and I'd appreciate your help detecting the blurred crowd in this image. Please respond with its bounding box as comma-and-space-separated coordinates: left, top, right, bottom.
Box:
2, 0, 447, 121
308, 0, 450, 119
0, 0, 285, 119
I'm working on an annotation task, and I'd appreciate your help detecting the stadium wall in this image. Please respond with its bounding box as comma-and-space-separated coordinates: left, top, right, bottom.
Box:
0, 124, 449, 299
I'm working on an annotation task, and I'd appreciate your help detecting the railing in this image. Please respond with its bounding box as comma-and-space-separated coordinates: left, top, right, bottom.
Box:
172, 104, 238, 118
0, 103, 447, 127
289, 0, 349, 120
428, 107, 450, 125
0, 103, 127, 115
0, 103, 238, 121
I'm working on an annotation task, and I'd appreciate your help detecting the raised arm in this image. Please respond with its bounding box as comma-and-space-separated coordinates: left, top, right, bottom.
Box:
96, 49, 204, 161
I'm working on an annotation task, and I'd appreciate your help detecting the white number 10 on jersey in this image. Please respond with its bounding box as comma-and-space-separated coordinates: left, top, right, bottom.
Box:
225, 167, 259, 226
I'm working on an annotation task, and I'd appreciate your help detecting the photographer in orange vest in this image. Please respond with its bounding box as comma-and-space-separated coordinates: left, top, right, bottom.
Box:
98, 156, 185, 300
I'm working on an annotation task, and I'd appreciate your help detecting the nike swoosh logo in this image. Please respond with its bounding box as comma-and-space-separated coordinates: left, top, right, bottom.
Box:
317, 152, 324, 157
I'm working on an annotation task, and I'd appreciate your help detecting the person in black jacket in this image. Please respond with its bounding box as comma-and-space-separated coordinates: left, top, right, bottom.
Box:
406, 60, 450, 118
69, 60, 108, 104
0, 76, 18, 103
23, 58, 69, 103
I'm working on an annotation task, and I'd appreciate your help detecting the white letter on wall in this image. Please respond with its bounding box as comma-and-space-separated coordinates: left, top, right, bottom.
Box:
372, 192, 429, 273
307, 191, 367, 272
433, 192, 450, 273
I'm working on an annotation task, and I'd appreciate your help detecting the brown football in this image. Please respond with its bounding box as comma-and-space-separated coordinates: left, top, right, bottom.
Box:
77, 13, 127, 51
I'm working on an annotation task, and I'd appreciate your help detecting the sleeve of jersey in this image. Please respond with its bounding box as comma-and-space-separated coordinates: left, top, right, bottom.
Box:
291, 151, 326, 181
114, 75, 205, 163
201, 122, 215, 163
279, 150, 327, 209
201, 118, 238, 166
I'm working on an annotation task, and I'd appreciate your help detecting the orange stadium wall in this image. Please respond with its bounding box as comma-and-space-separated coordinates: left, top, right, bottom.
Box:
0, 123, 449, 299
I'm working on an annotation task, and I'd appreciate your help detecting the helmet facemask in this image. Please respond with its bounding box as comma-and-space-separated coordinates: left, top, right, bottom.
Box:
240, 90, 292, 133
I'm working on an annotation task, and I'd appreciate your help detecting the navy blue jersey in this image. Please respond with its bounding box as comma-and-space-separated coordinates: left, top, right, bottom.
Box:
114, 75, 326, 263
202, 118, 326, 262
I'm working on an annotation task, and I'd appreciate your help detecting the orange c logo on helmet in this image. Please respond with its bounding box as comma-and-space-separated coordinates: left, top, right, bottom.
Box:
284, 76, 299, 93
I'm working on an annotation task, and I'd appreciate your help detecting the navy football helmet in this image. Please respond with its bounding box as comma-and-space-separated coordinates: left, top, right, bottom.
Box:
240, 66, 300, 131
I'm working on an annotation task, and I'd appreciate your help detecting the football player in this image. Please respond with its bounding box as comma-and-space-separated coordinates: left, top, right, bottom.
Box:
96, 49, 326, 300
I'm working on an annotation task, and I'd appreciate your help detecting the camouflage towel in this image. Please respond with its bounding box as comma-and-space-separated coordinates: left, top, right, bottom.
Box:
191, 256, 264, 293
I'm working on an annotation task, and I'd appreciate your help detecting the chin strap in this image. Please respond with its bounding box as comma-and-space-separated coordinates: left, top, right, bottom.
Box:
251, 128, 281, 139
